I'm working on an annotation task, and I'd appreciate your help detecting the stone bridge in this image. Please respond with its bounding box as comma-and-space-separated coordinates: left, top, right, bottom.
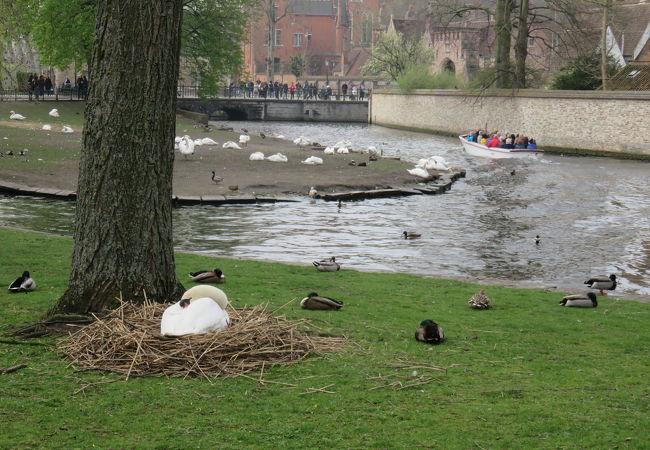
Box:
176, 98, 369, 122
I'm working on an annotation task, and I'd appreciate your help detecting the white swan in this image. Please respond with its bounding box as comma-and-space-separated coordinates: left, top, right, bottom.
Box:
249, 151, 265, 161
178, 135, 195, 158
293, 136, 310, 147
193, 139, 204, 147
223, 141, 242, 149
266, 153, 288, 162
407, 167, 431, 178
48, 108, 59, 117
302, 156, 323, 165
323, 146, 335, 155
160, 297, 230, 336
336, 147, 349, 154
239, 135, 250, 147
9, 111, 25, 120
273, 133, 288, 140
174, 136, 182, 144
61, 125, 74, 133
416, 156, 450, 171
42, 124, 52, 131
309, 186, 318, 198
182, 285, 229, 309
201, 137, 217, 145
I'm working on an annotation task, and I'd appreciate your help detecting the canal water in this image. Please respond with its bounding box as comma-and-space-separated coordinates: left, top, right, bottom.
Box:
1, 121, 649, 298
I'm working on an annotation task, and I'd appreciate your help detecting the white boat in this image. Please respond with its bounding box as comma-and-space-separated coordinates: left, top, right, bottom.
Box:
459, 135, 543, 159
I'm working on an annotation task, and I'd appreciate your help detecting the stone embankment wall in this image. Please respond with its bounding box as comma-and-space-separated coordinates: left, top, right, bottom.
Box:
178, 99, 368, 122
370, 90, 650, 157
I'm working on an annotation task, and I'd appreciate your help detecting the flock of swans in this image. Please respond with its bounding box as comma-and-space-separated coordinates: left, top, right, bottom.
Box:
8, 109, 75, 134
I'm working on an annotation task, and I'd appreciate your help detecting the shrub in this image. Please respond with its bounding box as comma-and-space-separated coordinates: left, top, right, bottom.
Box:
396, 65, 460, 92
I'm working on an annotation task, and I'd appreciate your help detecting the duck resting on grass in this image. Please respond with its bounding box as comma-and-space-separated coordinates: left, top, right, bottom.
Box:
300, 292, 344, 310
313, 256, 340, 272
584, 274, 617, 295
415, 320, 445, 344
9, 271, 36, 293
189, 268, 226, 283
560, 292, 598, 308
468, 290, 491, 309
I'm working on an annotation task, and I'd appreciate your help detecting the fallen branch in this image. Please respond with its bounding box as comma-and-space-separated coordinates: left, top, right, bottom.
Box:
1, 364, 28, 375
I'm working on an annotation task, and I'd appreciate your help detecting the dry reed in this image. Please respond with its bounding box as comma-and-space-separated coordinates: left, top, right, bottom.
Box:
59, 300, 345, 379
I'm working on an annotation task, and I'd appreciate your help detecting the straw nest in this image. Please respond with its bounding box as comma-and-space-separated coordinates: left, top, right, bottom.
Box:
60, 300, 345, 379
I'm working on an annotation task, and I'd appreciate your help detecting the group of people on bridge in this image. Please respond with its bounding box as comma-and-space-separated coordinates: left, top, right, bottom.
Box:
227, 80, 368, 101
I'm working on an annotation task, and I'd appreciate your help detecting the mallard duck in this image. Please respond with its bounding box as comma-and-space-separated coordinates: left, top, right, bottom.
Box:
189, 268, 226, 283
584, 274, 617, 295
48, 108, 59, 117
9, 111, 25, 120
534, 235, 541, 245
403, 231, 421, 239
259, 132, 266, 139
313, 257, 340, 272
9, 271, 36, 293
560, 292, 598, 308
415, 320, 445, 344
468, 290, 491, 309
300, 292, 344, 310
160, 297, 229, 336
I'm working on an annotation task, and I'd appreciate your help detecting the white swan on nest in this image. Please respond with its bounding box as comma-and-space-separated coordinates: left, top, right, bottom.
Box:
201, 137, 217, 145
302, 156, 323, 165
9, 111, 26, 120
61, 125, 74, 133
42, 124, 52, 131
178, 135, 195, 158
239, 135, 250, 146
266, 153, 288, 162
407, 167, 431, 178
160, 297, 230, 336
223, 141, 242, 149
48, 108, 59, 117
249, 151, 265, 161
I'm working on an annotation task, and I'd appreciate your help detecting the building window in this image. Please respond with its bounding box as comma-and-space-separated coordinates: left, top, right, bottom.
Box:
293, 33, 303, 47
274, 29, 282, 46
274, 57, 281, 73
445, 43, 451, 54
361, 20, 372, 47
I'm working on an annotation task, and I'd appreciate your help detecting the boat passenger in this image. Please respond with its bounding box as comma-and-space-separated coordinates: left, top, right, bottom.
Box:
480, 135, 488, 145
472, 130, 480, 142
466, 134, 475, 142
487, 135, 500, 148
502, 137, 514, 149
527, 138, 537, 149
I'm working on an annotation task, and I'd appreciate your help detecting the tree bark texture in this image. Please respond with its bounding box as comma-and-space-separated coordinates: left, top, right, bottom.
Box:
51, 0, 185, 315
495, 0, 514, 88
514, 0, 529, 88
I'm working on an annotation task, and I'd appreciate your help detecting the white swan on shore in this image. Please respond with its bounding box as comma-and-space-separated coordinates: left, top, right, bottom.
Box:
336, 147, 349, 154
42, 124, 52, 131
266, 153, 288, 162
239, 135, 250, 146
178, 135, 195, 158
201, 137, 217, 145
323, 146, 335, 155
407, 167, 431, 178
249, 152, 265, 161
293, 136, 310, 147
9, 111, 25, 120
48, 108, 59, 117
223, 141, 242, 149
302, 156, 323, 165
61, 125, 74, 133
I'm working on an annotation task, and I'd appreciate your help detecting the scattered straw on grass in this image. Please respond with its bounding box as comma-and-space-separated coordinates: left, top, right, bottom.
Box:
59, 301, 345, 379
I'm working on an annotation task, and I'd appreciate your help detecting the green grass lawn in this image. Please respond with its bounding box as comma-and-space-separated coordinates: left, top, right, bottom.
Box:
1, 227, 648, 448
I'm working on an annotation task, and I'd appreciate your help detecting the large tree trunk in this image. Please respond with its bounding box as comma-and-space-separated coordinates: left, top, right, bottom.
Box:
495, 0, 514, 88
50, 0, 185, 316
266, 2, 275, 82
513, 0, 529, 88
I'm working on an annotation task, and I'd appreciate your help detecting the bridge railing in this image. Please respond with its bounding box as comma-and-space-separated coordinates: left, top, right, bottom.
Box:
0, 86, 87, 102
176, 85, 370, 101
